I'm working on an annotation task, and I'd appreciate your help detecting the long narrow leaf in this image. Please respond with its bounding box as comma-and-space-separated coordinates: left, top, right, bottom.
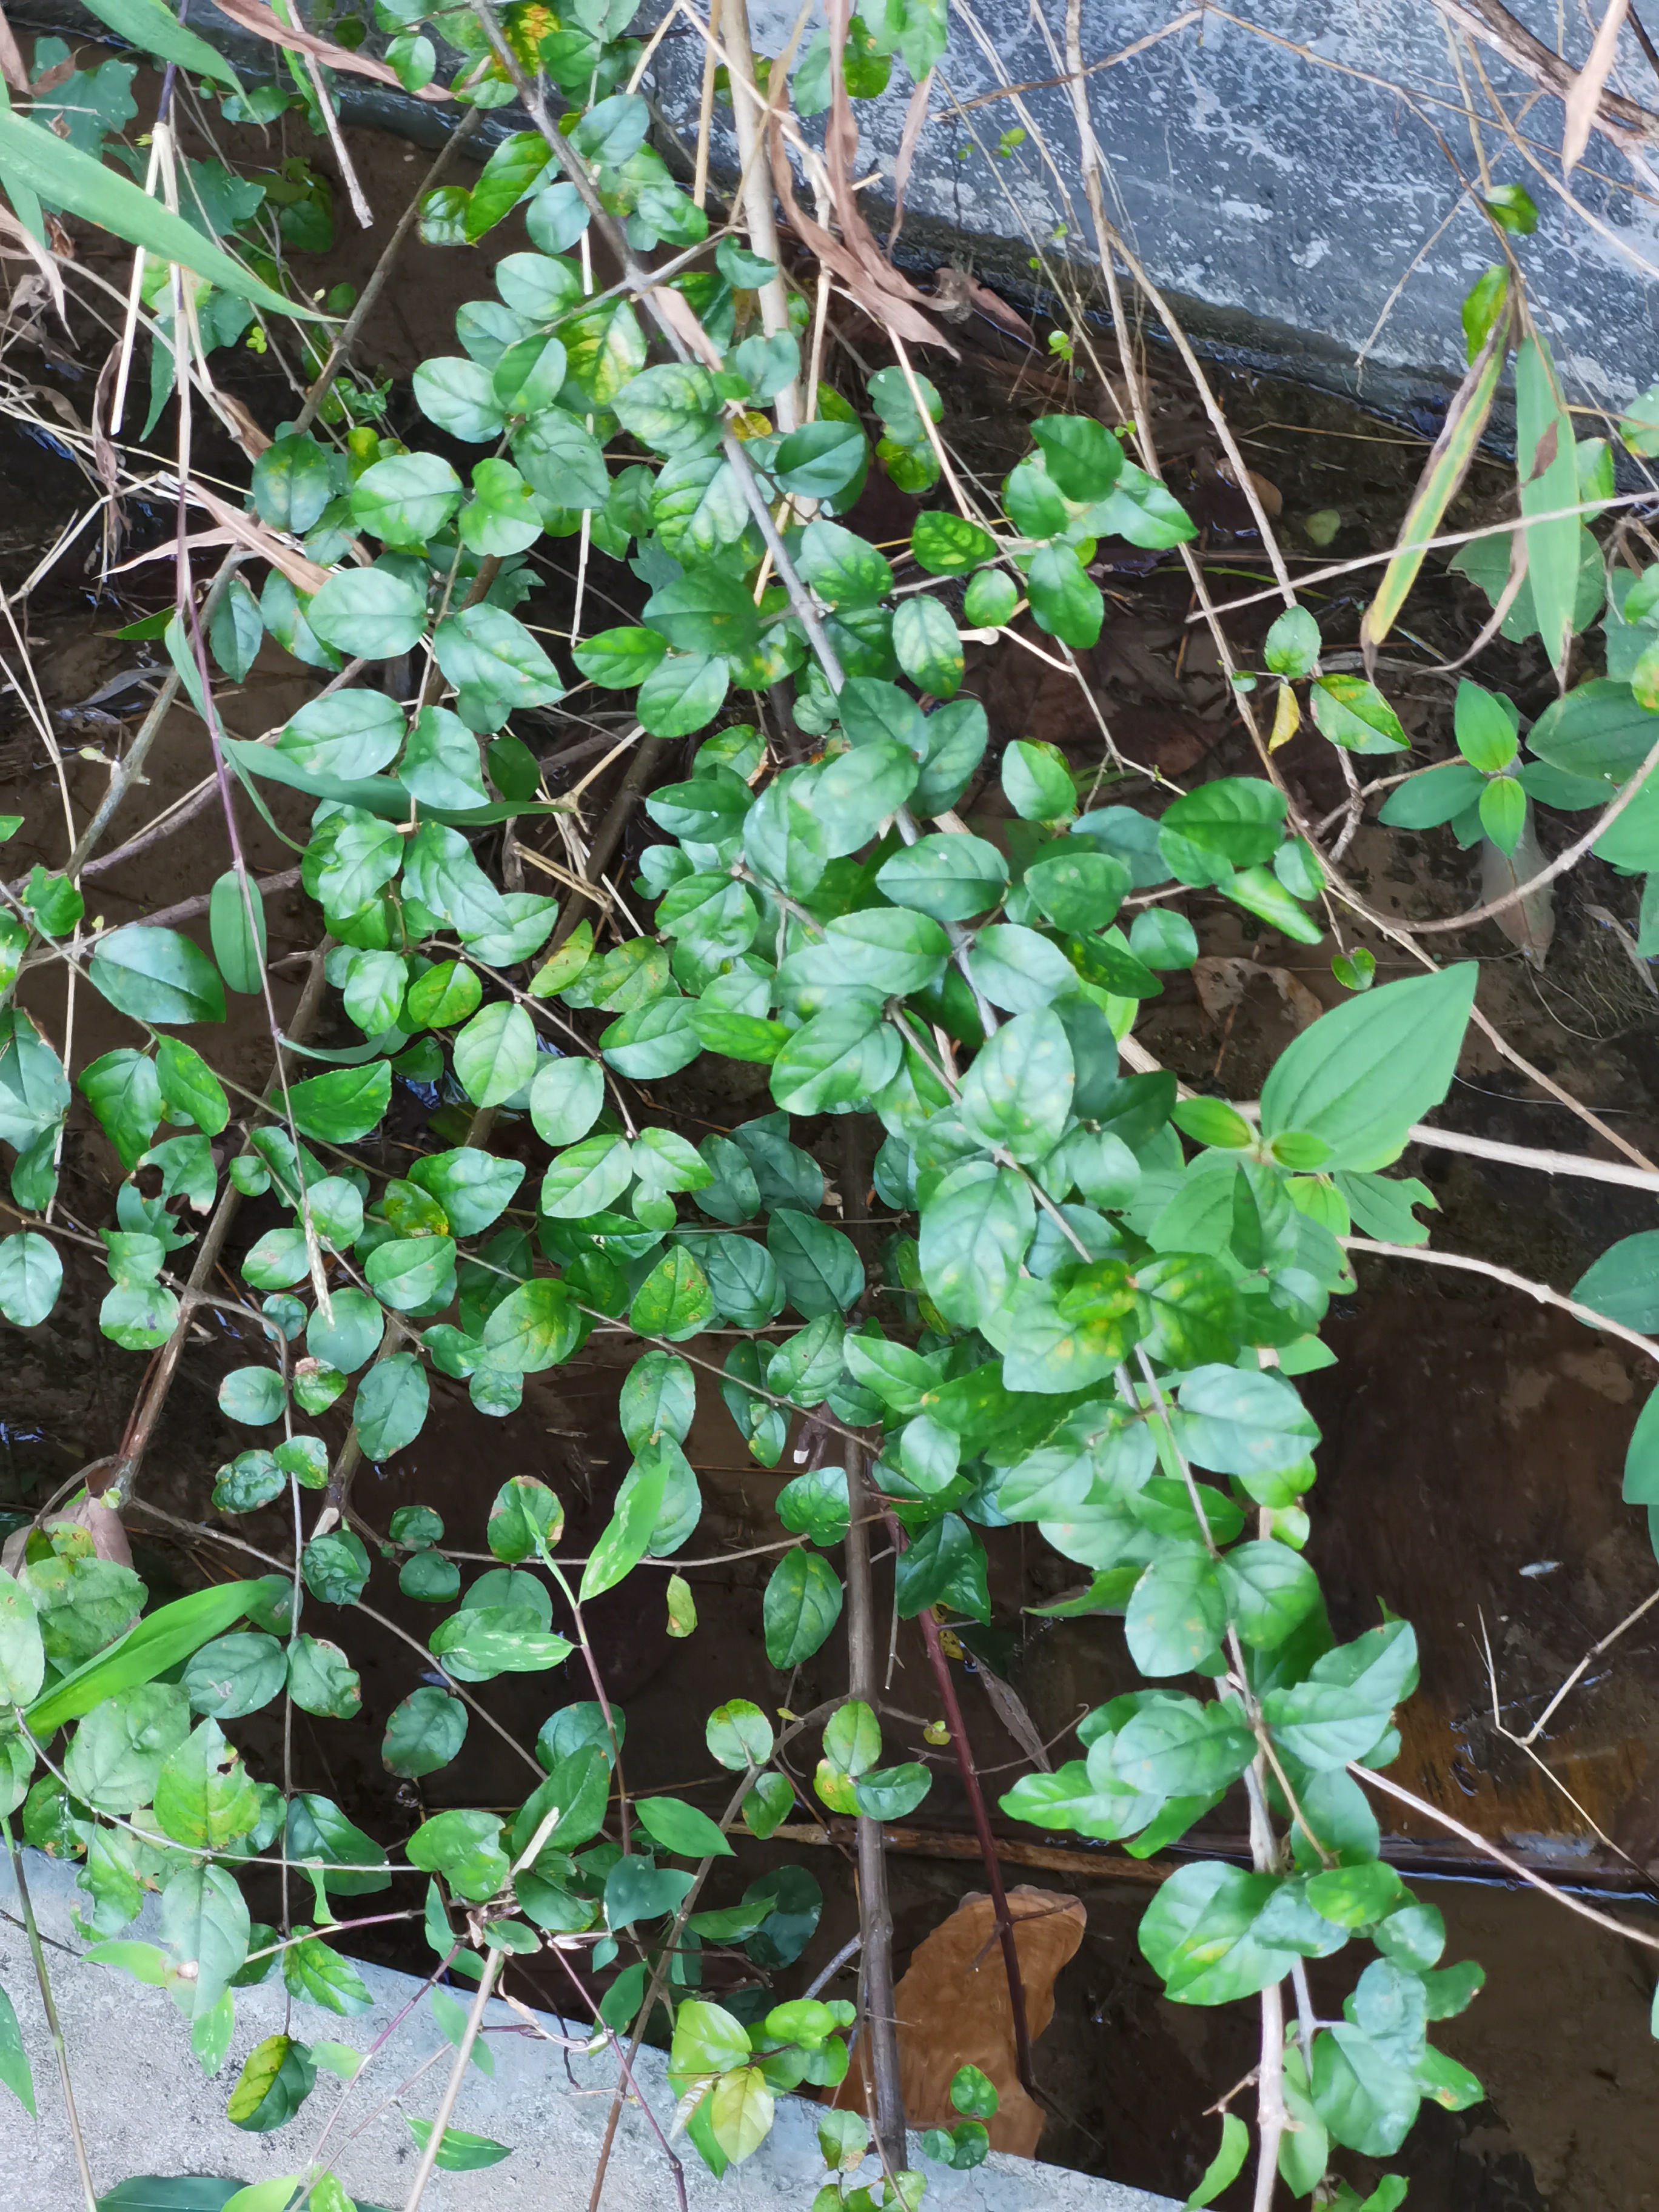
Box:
27, 1579, 265, 1733
79, 0, 243, 90
0, 109, 317, 320
1517, 330, 1581, 675
1361, 303, 1510, 653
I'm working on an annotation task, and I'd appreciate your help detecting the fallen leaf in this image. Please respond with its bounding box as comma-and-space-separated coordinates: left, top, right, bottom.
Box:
1193, 955, 1323, 1031
830, 1885, 1085, 2156
1562, 0, 1630, 174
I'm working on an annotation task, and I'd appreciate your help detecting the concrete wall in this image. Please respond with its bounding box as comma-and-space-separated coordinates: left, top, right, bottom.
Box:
651, 0, 1659, 413
16, 0, 1659, 415
0, 1850, 1178, 2211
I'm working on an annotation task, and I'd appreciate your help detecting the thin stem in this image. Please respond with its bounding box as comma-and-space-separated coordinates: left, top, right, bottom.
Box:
400, 1947, 503, 2212
846, 1439, 907, 2168
3, 1818, 98, 2212
1353, 1765, 1659, 1950
1344, 1236, 1659, 1369
911, 1586, 1037, 2098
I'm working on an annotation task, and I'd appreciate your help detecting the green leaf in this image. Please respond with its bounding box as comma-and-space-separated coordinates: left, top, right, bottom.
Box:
1311, 2026, 1419, 2157
383, 1686, 468, 1778
919, 1161, 1034, 1330
0, 1983, 32, 2117
630, 1248, 716, 1339
799, 518, 893, 604
1259, 965, 1477, 1171
352, 1352, 431, 1458
1219, 1540, 1320, 1649
672, 1996, 754, 2074
433, 604, 563, 721
454, 1001, 538, 1107
774, 418, 867, 497
0, 1230, 61, 1329
351, 450, 463, 547
27, 1580, 265, 1733
153, 1717, 263, 1848
486, 1476, 564, 1566
1003, 739, 1076, 821
959, 1006, 1073, 1162
707, 1698, 774, 1769
1574, 1233, 1659, 1331
1023, 849, 1130, 932
0, 1566, 45, 1706
580, 1453, 669, 1601
1109, 1695, 1255, 1795
1517, 333, 1581, 672
894, 1512, 988, 1621
156, 1037, 230, 1134
1377, 760, 1486, 829
1140, 1860, 1303, 2006
1478, 774, 1526, 855
0, 109, 306, 320
769, 1004, 899, 1116
284, 1933, 372, 2017
637, 652, 730, 737
90, 925, 226, 1025
1125, 1547, 1228, 1674
287, 1062, 391, 1144
182, 1632, 285, 1720
911, 511, 996, 574
773, 1465, 851, 1551
768, 1208, 863, 1317
875, 831, 1007, 920
763, 1550, 844, 1666
894, 594, 965, 696
79, 0, 240, 87
635, 1793, 734, 1858
1265, 605, 1321, 679
1027, 545, 1103, 649
1261, 1620, 1418, 1769
286, 1635, 362, 1720
309, 568, 427, 660
1185, 2112, 1250, 2209
430, 1604, 571, 1683
1310, 675, 1409, 754
227, 2034, 316, 2131
573, 625, 668, 689
614, 360, 721, 457
404, 2117, 512, 2171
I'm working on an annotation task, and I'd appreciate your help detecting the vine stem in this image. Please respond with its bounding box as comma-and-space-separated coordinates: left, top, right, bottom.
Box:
1342, 1236, 1659, 1367
400, 1946, 503, 2212
2, 1818, 98, 2212
101, 944, 331, 1510
907, 1575, 1037, 2100
847, 1441, 907, 2170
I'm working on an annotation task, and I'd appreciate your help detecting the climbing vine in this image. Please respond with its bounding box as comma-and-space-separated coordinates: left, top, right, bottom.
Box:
1, 5, 1659, 2212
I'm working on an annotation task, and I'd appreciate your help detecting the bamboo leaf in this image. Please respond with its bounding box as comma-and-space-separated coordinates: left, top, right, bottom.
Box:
1362, 301, 1509, 651
0, 109, 316, 321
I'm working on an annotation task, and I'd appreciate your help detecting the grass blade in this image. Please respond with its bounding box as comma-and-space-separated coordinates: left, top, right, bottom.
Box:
27, 1579, 266, 1733
0, 109, 320, 320
1361, 301, 1510, 654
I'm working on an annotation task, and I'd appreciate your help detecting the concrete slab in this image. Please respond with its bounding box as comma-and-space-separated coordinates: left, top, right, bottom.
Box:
16, 0, 1659, 416
0, 1851, 1178, 2212
651, 0, 1659, 414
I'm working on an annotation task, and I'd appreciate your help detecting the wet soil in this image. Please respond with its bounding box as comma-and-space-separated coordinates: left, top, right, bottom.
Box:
5, 78, 1659, 2212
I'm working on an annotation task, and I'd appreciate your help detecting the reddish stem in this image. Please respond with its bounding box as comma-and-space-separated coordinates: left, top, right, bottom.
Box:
894, 1517, 1038, 2102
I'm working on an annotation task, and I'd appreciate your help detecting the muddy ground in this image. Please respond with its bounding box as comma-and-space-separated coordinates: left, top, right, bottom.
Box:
4, 82, 1659, 2212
